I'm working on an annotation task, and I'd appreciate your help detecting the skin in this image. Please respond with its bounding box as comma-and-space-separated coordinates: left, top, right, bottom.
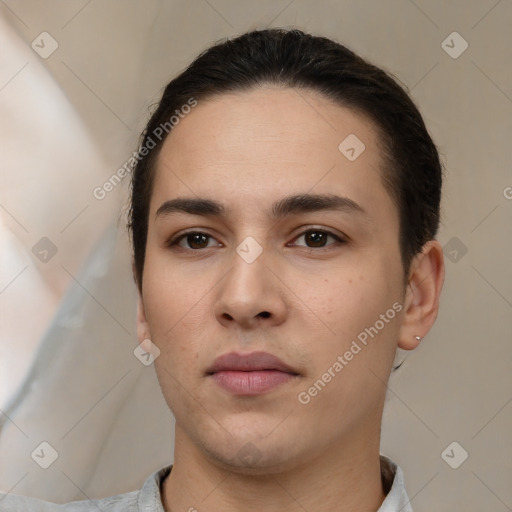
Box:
136, 86, 445, 512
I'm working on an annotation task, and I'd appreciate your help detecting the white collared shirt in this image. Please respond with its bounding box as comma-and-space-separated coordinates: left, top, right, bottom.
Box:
0, 455, 413, 511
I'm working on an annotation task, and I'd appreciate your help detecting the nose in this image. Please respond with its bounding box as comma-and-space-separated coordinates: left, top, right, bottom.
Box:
214, 243, 287, 331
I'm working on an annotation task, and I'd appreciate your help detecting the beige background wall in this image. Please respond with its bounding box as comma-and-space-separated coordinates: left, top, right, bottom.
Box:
0, 1, 511, 510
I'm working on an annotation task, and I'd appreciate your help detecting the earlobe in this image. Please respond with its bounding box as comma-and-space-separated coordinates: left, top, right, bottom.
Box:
397, 240, 445, 350
136, 292, 151, 343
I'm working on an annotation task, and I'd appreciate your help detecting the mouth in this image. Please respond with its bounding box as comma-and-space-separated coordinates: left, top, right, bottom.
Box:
206, 351, 300, 396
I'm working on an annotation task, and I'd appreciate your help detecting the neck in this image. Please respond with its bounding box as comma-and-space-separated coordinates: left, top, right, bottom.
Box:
162, 424, 386, 512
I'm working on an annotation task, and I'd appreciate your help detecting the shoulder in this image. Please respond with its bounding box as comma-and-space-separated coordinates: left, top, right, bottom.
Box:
0, 465, 172, 512
0, 491, 138, 511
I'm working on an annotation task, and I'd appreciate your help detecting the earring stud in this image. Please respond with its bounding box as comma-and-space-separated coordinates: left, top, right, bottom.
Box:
415, 336, 422, 342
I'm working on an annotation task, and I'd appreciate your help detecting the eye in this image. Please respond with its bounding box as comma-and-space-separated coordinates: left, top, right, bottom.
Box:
290, 228, 346, 249
168, 231, 221, 250
167, 228, 346, 252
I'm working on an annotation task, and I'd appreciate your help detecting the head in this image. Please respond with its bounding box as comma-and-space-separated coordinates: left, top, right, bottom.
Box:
128, 28, 444, 473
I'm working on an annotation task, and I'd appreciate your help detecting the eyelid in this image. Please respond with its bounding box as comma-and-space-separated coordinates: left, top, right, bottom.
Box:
290, 227, 347, 244
167, 226, 348, 250
166, 229, 222, 249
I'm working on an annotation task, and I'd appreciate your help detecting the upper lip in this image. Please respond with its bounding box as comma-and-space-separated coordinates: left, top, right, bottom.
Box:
206, 351, 299, 375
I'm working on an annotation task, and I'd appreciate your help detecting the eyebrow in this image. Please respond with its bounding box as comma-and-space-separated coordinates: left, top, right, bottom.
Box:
155, 193, 366, 220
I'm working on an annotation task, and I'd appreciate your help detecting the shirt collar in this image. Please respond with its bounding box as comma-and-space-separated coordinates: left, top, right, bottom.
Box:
138, 455, 413, 512
378, 455, 414, 511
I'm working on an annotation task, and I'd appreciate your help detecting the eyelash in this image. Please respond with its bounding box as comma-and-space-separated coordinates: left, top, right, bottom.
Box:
166, 228, 346, 252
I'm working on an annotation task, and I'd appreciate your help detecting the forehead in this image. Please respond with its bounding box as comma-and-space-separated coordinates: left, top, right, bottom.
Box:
150, 86, 396, 225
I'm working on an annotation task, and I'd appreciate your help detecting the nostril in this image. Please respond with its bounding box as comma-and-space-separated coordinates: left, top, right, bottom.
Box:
258, 311, 271, 318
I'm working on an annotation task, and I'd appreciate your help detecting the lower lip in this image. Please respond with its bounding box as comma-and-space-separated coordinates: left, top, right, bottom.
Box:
210, 370, 295, 395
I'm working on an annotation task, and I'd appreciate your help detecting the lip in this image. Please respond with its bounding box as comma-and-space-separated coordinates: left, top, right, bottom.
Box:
206, 351, 298, 374
206, 351, 299, 395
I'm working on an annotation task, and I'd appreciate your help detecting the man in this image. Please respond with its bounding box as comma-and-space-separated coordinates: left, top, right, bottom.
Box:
0, 27, 444, 511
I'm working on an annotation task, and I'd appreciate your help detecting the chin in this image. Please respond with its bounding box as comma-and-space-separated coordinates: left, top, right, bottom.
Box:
207, 449, 300, 476
198, 430, 306, 476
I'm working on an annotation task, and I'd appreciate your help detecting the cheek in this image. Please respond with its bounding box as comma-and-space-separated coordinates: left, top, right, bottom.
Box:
142, 262, 206, 357
307, 267, 401, 368
144, 276, 208, 408
296, 274, 401, 420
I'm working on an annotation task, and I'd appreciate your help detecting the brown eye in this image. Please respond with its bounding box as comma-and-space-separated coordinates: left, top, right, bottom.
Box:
169, 231, 219, 250
305, 231, 329, 247
293, 229, 345, 249
186, 233, 210, 249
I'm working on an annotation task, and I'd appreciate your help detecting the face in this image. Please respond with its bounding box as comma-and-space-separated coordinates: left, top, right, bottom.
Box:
138, 86, 407, 473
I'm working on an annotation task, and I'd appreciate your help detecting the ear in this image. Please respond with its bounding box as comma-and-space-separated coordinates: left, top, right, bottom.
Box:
398, 240, 445, 350
136, 289, 152, 344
